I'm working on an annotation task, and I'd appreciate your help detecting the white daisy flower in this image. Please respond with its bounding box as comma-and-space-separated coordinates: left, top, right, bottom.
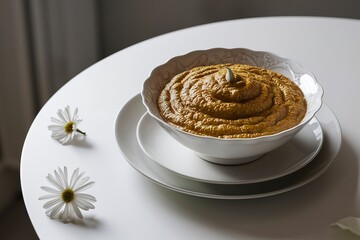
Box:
48, 106, 86, 144
39, 167, 96, 223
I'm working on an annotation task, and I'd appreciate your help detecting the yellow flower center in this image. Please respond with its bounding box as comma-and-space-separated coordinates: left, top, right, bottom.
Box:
64, 122, 74, 133
62, 189, 75, 203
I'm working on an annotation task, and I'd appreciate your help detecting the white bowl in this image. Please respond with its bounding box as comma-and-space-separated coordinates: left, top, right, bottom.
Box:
142, 48, 323, 165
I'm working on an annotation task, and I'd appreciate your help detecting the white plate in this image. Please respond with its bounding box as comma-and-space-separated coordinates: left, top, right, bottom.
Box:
137, 113, 323, 184
115, 94, 341, 199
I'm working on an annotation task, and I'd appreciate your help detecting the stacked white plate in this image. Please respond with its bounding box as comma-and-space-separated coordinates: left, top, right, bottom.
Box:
115, 94, 341, 199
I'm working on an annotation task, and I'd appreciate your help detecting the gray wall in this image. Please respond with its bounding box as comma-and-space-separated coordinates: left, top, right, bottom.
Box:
99, 0, 360, 57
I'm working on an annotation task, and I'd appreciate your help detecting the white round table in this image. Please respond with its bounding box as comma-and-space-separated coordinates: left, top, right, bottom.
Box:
21, 17, 360, 239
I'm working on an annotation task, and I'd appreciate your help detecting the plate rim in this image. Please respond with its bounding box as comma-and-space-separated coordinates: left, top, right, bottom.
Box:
136, 112, 324, 184
115, 94, 342, 199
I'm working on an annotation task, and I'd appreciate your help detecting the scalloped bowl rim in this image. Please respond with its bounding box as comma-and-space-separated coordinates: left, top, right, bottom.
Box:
142, 47, 324, 143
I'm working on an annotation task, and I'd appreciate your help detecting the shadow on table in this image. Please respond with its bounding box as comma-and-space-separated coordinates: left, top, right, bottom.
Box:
140, 137, 358, 239
72, 216, 101, 229
60, 136, 94, 149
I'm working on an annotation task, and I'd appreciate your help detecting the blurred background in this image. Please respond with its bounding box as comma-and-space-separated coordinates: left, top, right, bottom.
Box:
1, 0, 359, 238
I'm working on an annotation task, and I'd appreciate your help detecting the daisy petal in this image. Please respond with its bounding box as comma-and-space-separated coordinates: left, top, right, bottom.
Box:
75, 119, 83, 126
71, 171, 85, 189
59, 203, 69, 221
57, 167, 69, 188
74, 181, 95, 192
45, 207, 53, 216
46, 174, 63, 190
71, 202, 83, 219
69, 168, 79, 188
73, 176, 90, 190
76, 193, 97, 202
52, 135, 68, 143
74, 198, 86, 210
51, 131, 67, 138
43, 198, 61, 209
39, 194, 58, 200
40, 186, 60, 194
63, 167, 69, 188
57, 109, 67, 123
64, 106, 71, 122
73, 108, 79, 122
60, 134, 71, 144
57, 167, 65, 184
54, 169, 65, 189
69, 132, 75, 140
75, 198, 95, 210
48, 125, 64, 131
50, 202, 64, 219
50, 117, 66, 125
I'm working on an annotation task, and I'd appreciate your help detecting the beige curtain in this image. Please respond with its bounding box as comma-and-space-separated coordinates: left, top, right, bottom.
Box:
0, 0, 35, 211
0, 0, 99, 211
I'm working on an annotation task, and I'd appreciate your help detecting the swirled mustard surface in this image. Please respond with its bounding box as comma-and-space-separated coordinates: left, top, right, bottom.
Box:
158, 64, 307, 138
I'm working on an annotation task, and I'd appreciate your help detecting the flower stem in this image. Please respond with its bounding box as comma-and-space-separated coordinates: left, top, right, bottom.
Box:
76, 129, 86, 135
